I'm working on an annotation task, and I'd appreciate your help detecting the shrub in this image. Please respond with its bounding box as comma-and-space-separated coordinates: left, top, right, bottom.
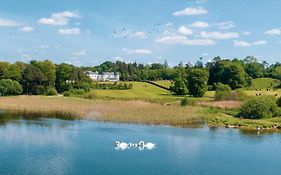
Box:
69, 89, 86, 95
215, 83, 247, 101
0, 79, 23, 96
240, 96, 279, 119
214, 83, 231, 100
63, 91, 72, 97
44, 87, 58, 96
180, 97, 189, 106
73, 82, 91, 92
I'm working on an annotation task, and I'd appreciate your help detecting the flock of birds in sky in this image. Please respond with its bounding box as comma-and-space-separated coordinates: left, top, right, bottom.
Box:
111, 22, 174, 39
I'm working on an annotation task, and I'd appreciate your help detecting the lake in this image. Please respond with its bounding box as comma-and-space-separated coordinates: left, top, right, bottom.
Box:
0, 114, 280, 175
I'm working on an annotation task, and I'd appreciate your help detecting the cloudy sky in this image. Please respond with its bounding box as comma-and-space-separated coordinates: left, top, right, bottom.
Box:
0, 0, 281, 66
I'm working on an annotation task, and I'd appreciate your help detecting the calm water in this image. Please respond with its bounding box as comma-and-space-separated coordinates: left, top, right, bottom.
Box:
0, 114, 280, 175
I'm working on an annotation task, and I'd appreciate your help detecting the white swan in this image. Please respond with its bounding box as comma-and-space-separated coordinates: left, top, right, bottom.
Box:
115, 141, 129, 150
144, 142, 156, 150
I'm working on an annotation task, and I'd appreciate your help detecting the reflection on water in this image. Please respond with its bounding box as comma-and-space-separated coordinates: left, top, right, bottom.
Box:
0, 113, 281, 175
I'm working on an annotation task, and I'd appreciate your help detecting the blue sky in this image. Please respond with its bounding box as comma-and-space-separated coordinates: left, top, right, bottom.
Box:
0, 0, 281, 66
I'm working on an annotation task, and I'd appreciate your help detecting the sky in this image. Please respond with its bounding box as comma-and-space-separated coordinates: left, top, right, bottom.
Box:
0, 0, 281, 66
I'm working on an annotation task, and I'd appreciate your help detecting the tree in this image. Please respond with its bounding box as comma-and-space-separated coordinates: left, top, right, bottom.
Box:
187, 68, 209, 97
7, 64, 22, 82
0, 79, 23, 96
170, 77, 188, 95
222, 62, 250, 89
0, 62, 9, 79
245, 62, 264, 79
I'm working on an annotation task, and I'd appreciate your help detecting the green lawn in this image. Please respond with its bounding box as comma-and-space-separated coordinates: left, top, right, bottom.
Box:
88, 81, 213, 103
250, 78, 280, 89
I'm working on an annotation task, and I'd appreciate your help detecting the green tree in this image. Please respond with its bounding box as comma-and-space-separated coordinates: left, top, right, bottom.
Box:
0, 79, 23, 96
7, 64, 22, 82
170, 77, 188, 95
0, 62, 10, 79
187, 68, 209, 97
222, 62, 250, 89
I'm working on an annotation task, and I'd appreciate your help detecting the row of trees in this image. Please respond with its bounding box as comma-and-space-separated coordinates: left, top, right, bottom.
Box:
0, 60, 92, 96
0, 56, 280, 97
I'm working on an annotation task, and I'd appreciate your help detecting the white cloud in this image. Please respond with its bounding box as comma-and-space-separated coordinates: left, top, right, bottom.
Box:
123, 48, 152, 55
178, 26, 193, 35
191, 21, 209, 28
166, 22, 174, 26
72, 50, 86, 56
19, 26, 34, 32
234, 40, 251, 47
200, 31, 239, 40
173, 7, 207, 16
130, 31, 147, 39
265, 28, 281, 35
242, 31, 251, 35
216, 21, 235, 29
0, 18, 20, 27
155, 35, 215, 46
38, 11, 79, 26
58, 28, 80, 35
252, 40, 267, 45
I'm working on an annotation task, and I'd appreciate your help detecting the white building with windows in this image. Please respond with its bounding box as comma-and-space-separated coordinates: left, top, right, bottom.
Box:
85, 71, 120, 82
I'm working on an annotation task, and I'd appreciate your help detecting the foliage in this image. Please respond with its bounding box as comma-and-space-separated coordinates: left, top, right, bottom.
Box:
214, 83, 231, 100
180, 97, 189, 106
187, 68, 209, 97
92, 82, 133, 90
277, 97, 281, 107
240, 96, 280, 119
44, 87, 58, 96
170, 77, 188, 95
63, 91, 72, 97
0, 79, 23, 96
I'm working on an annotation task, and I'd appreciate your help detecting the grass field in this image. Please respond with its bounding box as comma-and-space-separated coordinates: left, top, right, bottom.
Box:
249, 78, 280, 89
88, 81, 214, 103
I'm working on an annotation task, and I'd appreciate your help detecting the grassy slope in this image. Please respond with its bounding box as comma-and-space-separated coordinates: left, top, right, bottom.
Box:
89, 81, 214, 102
250, 78, 280, 89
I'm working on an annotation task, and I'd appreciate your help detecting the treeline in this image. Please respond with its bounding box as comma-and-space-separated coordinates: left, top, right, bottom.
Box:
82, 56, 281, 84
0, 55, 280, 97
0, 60, 92, 96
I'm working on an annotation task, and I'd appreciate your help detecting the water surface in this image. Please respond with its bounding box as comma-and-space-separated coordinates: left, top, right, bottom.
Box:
0, 114, 280, 175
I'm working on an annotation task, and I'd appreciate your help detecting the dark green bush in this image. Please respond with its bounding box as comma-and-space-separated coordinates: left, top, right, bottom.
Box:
240, 96, 279, 119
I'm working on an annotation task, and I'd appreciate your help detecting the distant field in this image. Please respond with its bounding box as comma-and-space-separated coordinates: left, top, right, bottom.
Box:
89, 81, 213, 102
250, 78, 280, 89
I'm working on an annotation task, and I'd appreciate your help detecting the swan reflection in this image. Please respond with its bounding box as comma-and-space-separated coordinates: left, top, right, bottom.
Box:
115, 141, 156, 151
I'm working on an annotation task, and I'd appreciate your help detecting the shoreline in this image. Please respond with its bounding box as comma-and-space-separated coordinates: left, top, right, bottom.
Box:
0, 95, 280, 131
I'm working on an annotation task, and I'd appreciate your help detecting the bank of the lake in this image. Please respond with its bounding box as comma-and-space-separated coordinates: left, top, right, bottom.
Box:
0, 95, 281, 131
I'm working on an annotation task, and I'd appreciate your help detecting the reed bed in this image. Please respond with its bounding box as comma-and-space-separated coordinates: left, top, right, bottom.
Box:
0, 96, 204, 127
